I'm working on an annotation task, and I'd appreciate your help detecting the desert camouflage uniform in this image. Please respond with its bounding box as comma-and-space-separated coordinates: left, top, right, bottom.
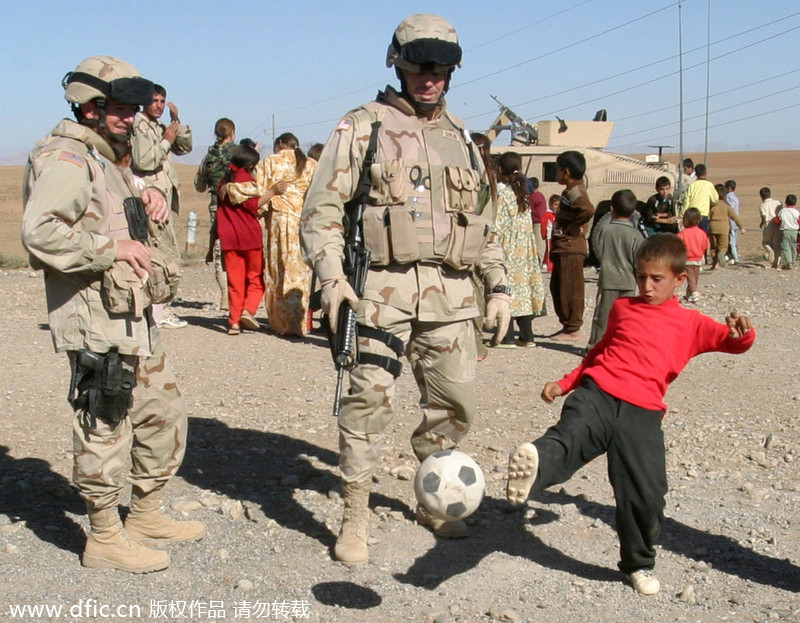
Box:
301, 86, 507, 484
131, 112, 192, 264
22, 118, 187, 511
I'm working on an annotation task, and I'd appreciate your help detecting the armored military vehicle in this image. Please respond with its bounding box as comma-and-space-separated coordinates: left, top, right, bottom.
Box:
485, 97, 677, 206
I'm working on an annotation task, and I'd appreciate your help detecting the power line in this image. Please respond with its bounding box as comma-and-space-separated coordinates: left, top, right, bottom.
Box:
613, 67, 800, 123
610, 83, 800, 143
534, 21, 800, 120
463, 9, 800, 123
455, 1, 681, 89
618, 101, 800, 145
469, 0, 595, 51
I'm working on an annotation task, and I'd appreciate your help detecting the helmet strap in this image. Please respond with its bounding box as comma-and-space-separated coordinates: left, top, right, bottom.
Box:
75, 99, 128, 143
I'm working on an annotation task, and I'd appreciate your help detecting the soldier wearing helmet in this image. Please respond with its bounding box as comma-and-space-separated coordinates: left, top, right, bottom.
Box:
301, 15, 510, 565
22, 56, 204, 574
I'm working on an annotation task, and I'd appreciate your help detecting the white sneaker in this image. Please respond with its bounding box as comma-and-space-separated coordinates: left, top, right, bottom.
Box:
628, 569, 660, 595
157, 313, 188, 329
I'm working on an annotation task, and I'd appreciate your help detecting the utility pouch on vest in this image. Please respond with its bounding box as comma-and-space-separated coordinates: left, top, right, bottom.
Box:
100, 196, 182, 312
443, 211, 492, 271
146, 247, 181, 304
387, 205, 420, 263
368, 159, 406, 206
362, 206, 390, 266
68, 348, 136, 427
102, 261, 147, 317
443, 166, 479, 213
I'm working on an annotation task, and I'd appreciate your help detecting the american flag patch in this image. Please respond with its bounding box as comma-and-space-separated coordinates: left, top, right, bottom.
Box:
335, 118, 353, 131
58, 150, 85, 167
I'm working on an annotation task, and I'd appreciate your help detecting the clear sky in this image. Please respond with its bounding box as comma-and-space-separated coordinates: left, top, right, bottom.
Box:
2, 0, 798, 163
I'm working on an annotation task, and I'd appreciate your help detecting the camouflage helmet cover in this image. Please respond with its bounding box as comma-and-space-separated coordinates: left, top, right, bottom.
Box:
386, 14, 462, 73
62, 55, 154, 107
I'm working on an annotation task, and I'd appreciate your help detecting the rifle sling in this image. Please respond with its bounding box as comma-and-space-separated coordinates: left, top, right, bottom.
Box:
358, 325, 404, 357
358, 352, 402, 378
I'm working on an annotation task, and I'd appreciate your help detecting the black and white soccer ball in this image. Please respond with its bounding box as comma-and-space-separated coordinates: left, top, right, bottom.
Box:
414, 449, 485, 521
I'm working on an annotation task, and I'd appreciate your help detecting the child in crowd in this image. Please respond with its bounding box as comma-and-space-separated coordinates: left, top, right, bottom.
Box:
216, 145, 265, 335
506, 233, 755, 596
778, 194, 799, 269
724, 180, 741, 264
550, 151, 595, 341
541, 194, 560, 273
642, 176, 678, 235
587, 189, 644, 350
708, 184, 745, 270
677, 207, 707, 304
759, 187, 782, 267
492, 152, 546, 348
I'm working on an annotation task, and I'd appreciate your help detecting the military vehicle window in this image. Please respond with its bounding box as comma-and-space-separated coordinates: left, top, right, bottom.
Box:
543, 162, 558, 183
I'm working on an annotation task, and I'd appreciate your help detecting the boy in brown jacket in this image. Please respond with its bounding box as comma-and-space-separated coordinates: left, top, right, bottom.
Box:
709, 184, 745, 269
550, 150, 595, 341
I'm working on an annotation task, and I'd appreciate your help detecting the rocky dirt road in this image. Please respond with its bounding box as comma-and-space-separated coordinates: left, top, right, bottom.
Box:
0, 257, 798, 623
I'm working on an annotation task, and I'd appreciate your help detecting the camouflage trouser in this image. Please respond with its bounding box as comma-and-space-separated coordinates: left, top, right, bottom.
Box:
71, 328, 187, 511
339, 301, 477, 484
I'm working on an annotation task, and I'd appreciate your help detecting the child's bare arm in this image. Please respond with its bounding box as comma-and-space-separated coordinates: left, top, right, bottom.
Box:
541, 382, 564, 403
726, 312, 753, 339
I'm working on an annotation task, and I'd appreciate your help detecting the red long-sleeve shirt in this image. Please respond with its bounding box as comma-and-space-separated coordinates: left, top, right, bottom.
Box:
678, 225, 708, 262
216, 165, 262, 251
557, 296, 755, 411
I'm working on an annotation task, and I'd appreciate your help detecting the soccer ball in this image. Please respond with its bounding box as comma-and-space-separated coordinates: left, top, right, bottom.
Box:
414, 449, 485, 521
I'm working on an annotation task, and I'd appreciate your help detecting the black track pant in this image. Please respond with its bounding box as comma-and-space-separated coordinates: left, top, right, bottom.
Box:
532, 377, 668, 573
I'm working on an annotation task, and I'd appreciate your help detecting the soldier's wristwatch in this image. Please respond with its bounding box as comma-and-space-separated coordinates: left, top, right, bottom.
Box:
491, 285, 512, 296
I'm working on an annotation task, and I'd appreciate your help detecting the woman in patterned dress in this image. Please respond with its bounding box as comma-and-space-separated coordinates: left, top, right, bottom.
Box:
492, 151, 546, 347
226, 133, 317, 336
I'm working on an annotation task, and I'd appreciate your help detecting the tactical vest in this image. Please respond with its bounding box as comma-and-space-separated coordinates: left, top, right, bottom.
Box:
23, 126, 160, 356
357, 102, 492, 271
25, 136, 135, 261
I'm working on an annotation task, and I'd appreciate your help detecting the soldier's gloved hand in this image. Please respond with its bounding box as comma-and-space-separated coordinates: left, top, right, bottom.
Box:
485, 292, 511, 346
320, 275, 359, 333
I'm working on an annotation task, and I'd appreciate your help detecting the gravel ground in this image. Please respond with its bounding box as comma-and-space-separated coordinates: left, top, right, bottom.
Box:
0, 255, 798, 623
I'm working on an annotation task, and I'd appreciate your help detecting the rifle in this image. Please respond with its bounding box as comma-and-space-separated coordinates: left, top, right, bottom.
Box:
327, 119, 382, 418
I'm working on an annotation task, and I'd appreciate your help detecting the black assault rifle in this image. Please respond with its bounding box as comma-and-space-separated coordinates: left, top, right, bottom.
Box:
326, 119, 382, 418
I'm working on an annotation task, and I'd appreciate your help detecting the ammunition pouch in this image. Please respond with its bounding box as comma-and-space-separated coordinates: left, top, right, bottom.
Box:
100, 197, 182, 316
101, 248, 179, 316
442, 211, 492, 271
68, 348, 136, 427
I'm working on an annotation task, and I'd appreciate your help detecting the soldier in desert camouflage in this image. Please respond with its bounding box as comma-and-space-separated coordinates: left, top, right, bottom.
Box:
22, 56, 204, 574
301, 14, 511, 565
131, 83, 193, 328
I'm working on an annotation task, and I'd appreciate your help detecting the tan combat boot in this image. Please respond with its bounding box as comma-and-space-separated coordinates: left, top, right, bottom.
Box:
124, 489, 206, 544
334, 481, 371, 565
83, 506, 170, 573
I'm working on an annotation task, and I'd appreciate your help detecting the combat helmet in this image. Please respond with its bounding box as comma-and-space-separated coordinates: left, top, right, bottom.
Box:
62, 55, 154, 108
386, 14, 462, 73
386, 15, 462, 113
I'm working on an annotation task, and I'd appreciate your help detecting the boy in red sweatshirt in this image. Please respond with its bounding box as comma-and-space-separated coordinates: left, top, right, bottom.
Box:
506, 233, 755, 596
